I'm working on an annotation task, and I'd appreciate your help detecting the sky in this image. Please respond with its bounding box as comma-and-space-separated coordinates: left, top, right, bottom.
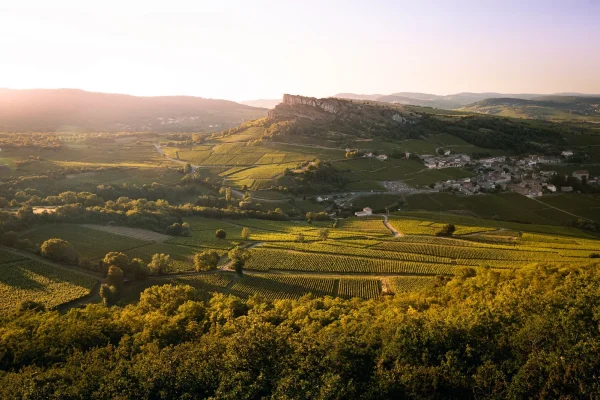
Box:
1, 0, 599, 101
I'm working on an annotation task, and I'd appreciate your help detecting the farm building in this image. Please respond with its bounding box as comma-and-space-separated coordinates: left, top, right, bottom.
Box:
355, 207, 373, 217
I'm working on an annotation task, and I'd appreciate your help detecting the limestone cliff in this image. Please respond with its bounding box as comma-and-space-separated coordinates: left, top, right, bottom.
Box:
269, 94, 410, 124
263, 94, 416, 140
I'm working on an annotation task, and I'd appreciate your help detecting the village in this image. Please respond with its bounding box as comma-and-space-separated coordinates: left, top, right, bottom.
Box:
417, 149, 596, 197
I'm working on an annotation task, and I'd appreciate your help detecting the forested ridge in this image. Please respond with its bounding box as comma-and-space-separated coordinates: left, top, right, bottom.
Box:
1, 263, 600, 399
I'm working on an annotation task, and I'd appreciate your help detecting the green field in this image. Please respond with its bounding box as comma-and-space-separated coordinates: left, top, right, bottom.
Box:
404, 192, 600, 225
22, 224, 153, 260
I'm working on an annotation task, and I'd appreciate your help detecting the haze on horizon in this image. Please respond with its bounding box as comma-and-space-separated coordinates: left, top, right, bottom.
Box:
1, 0, 599, 102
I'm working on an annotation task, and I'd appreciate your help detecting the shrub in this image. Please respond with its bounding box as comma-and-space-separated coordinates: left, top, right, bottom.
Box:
436, 224, 456, 237
40, 239, 78, 264
165, 223, 183, 236
148, 253, 171, 275
18, 300, 46, 312
215, 229, 227, 239
194, 250, 220, 272
241, 227, 251, 240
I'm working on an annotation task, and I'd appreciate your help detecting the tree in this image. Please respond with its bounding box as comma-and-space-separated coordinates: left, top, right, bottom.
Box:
296, 232, 305, 243
148, 253, 171, 275
318, 228, 330, 241
225, 187, 232, 202
436, 224, 456, 237
194, 250, 220, 271
165, 223, 183, 236
228, 246, 249, 275
216, 229, 227, 239
99, 284, 118, 306
106, 265, 125, 288
241, 227, 251, 240
130, 258, 150, 280
184, 163, 192, 174
40, 239, 78, 264
103, 252, 130, 272
181, 222, 191, 236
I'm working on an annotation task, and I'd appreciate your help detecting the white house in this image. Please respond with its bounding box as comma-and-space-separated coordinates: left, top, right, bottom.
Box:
572, 170, 590, 180
355, 207, 373, 217
546, 184, 557, 192
562, 150, 574, 157
561, 186, 573, 192
377, 154, 388, 161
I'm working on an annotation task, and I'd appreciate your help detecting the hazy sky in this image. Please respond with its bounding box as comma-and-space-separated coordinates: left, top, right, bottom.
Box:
1, 0, 599, 101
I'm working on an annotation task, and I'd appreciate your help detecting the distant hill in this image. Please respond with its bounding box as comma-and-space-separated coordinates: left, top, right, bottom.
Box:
230, 94, 575, 154
240, 99, 282, 109
458, 96, 600, 122
0, 89, 268, 132
334, 91, 598, 110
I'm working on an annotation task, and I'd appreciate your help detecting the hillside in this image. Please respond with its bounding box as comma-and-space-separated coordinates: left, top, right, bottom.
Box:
0, 89, 268, 132
236, 94, 570, 155
458, 96, 600, 122
335, 91, 600, 110
240, 98, 282, 109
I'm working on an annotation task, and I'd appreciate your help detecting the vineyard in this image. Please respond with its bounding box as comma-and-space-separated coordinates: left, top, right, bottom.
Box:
229, 274, 337, 301
245, 248, 458, 275
338, 278, 381, 299
0, 259, 97, 313
9, 213, 600, 309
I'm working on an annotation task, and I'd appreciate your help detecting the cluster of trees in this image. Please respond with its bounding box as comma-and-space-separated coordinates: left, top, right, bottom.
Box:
435, 223, 456, 237
283, 160, 348, 194
550, 174, 600, 194
165, 222, 191, 236
1, 263, 600, 397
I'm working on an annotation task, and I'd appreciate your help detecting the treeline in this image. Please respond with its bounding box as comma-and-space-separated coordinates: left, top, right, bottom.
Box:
1, 263, 600, 398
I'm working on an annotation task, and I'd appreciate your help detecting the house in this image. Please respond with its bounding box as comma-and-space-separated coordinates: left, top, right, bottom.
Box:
316, 197, 324, 203
561, 186, 573, 192
572, 170, 590, 180
355, 207, 373, 217
444, 150, 451, 156
364, 152, 374, 158
538, 156, 561, 164
377, 154, 388, 161
561, 150, 574, 157
546, 184, 557, 192
507, 183, 529, 195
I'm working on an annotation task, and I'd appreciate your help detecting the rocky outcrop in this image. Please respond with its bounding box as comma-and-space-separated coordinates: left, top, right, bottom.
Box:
276, 94, 408, 124
282, 94, 341, 114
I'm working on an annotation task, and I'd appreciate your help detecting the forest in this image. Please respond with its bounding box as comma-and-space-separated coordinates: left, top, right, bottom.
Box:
1, 263, 599, 399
